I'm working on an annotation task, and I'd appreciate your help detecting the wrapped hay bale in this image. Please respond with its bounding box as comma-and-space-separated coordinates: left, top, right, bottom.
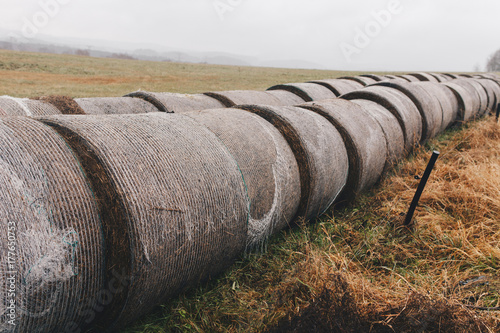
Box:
0, 117, 103, 333
299, 99, 387, 201
125, 91, 225, 113
349, 99, 405, 166
40, 113, 249, 331
238, 105, 348, 221
308, 79, 364, 97
204, 90, 288, 107
441, 82, 477, 122
0, 96, 61, 116
374, 82, 443, 142
412, 82, 459, 130
407, 73, 440, 82
74, 97, 159, 115
35, 96, 85, 115
338, 76, 375, 87
340, 85, 423, 153
267, 83, 337, 102
184, 108, 301, 249
266, 89, 307, 104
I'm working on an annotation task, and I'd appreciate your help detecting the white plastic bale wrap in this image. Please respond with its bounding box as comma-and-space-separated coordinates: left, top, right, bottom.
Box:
340, 85, 423, 153
40, 113, 249, 331
299, 99, 388, 201
374, 82, 443, 142
0, 117, 103, 333
74, 97, 159, 115
349, 99, 405, 167
308, 79, 364, 97
0, 97, 61, 116
184, 108, 301, 249
238, 105, 349, 222
125, 91, 226, 113
203, 90, 290, 107
267, 83, 337, 102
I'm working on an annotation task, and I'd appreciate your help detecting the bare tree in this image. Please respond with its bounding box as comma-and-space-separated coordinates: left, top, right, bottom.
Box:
486, 49, 500, 72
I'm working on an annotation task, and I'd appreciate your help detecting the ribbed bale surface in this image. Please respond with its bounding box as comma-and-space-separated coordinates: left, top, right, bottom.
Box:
340, 85, 422, 154
267, 83, 337, 102
203, 90, 286, 107
266, 90, 306, 105
299, 99, 387, 201
354, 76, 378, 85
412, 82, 458, 130
74, 97, 159, 115
463, 79, 489, 117
397, 75, 420, 82
35, 96, 85, 115
0, 97, 61, 116
238, 105, 348, 221
474, 79, 498, 115
359, 74, 387, 82
307, 79, 364, 97
443, 74, 460, 80
184, 108, 301, 249
0, 117, 103, 333
338, 76, 374, 87
446, 80, 484, 118
125, 91, 225, 113
374, 82, 443, 142
407, 73, 440, 82
40, 113, 249, 330
429, 73, 450, 82
441, 82, 477, 122
349, 99, 405, 167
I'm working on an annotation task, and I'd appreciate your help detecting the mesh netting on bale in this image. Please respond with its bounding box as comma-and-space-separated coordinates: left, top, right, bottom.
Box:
238, 105, 348, 222
477, 79, 500, 114
445, 80, 484, 118
204, 90, 289, 107
359, 74, 387, 82
74, 97, 159, 115
407, 73, 440, 82
267, 83, 337, 102
338, 76, 374, 87
441, 81, 477, 122
463, 79, 490, 117
349, 99, 405, 167
184, 108, 301, 250
0, 117, 103, 333
40, 113, 249, 331
307, 79, 364, 97
373, 82, 443, 142
34, 96, 85, 115
412, 82, 459, 130
0, 96, 62, 116
340, 85, 422, 154
299, 99, 387, 201
397, 75, 420, 82
266, 89, 306, 105
125, 91, 225, 113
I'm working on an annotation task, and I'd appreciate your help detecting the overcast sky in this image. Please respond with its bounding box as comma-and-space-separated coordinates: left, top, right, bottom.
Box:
0, 0, 499, 71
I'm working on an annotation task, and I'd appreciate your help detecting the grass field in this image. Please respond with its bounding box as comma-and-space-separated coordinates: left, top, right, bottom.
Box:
2, 49, 499, 332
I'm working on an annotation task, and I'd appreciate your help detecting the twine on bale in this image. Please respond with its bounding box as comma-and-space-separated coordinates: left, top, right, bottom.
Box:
0, 117, 103, 333
204, 90, 288, 107
0, 97, 60, 116
184, 108, 301, 250
443, 80, 482, 121
307, 79, 364, 97
74, 97, 159, 115
413, 82, 459, 131
338, 76, 377, 86
125, 91, 225, 113
299, 99, 388, 202
238, 105, 348, 222
441, 82, 477, 123
266, 89, 307, 105
40, 113, 250, 331
34, 96, 85, 115
267, 83, 337, 102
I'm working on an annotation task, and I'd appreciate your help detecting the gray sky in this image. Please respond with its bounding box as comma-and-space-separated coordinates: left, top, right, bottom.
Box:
1, 0, 499, 71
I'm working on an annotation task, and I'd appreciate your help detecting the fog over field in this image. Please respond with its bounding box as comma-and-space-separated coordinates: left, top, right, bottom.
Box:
0, 0, 498, 71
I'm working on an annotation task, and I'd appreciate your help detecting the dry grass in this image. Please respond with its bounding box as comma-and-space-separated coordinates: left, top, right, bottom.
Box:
123, 117, 500, 333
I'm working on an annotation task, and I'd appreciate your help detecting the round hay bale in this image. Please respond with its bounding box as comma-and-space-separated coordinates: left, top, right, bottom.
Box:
34, 96, 85, 115
184, 108, 301, 249
429, 73, 450, 82
203, 90, 286, 107
373, 82, 443, 142
359, 74, 387, 82
412, 82, 459, 130
74, 97, 159, 115
0, 117, 103, 333
237, 105, 348, 221
266, 89, 307, 104
40, 113, 249, 331
384, 75, 400, 80
407, 73, 440, 82
0, 96, 61, 116
443, 73, 460, 80
349, 99, 405, 166
340, 85, 422, 153
299, 99, 387, 201
397, 75, 420, 82
448, 79, 486, 117
125, 91, 225, 113
267, 83, 337, 102
459, 74, 474, 78
474, 79, 499, 115
441, 82, 477, 122
307, 79, 364, 97
464, 79, 491, 117
338, 76, 374, 87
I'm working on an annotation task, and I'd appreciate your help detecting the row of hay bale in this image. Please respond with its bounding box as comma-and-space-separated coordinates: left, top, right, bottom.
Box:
1, 72, 499, 332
